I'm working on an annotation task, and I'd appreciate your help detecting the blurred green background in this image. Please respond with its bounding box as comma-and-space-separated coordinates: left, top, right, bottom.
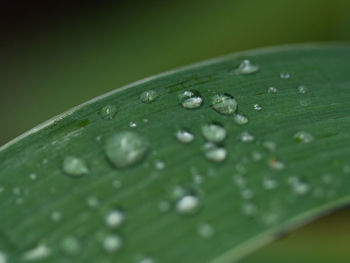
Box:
1, 0, 350, 262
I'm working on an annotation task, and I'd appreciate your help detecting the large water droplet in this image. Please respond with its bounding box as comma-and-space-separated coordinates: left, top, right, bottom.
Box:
211, 94, 237, 115
203, 143, 227, 163
201, 123, 226, 143
235, 60, 260, 75
140, 90, 158, 103
103, 235, 123, 253
129, 121, 137, 128
62, 156, 89, 177
100, 105, 117, 120
234, 114, 248, 125
176, 130, 194, 143
105, 210, 125, 229
105, 131, 149, 168
176, 194, 200, 215
22, 244, 51, 261
61, 236, 80, 255
294, 131, 314, 143
179, 90, 203, 109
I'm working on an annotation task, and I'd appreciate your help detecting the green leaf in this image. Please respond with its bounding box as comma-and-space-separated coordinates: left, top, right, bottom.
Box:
1, 44, 350, 263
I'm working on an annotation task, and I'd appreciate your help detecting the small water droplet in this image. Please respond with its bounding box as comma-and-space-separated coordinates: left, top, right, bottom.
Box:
138, 257, 156, 263
280, 72, 290, 79
61, 236, 80, 255
100, 105, 117, 120
176, 194, 200, 215
105, 131, 149, 168
294, 131, 314, 143
288, 176, 309, 196
242, 202, 258, 216
297, 85, 308, 94
62, 156, 89, 177
251, 151, 263, 161
86, 196, 99, 209
268, 157, 285, 171
140, 90, 158, 103
105, 210, 125, 229
233, 174, 246, 188
262, 176, 278, 190
13, 187, 21, 195
299, 98, 312, 107
211, 94, 237, 115
240, 131, 255, 143
22, 244, 51, 261
51, 211, 62, 222
112, 180, 121, 188
179, 90, 203, 109
322, 174, 333, 184
203, 143, 227, 163
103, 235, 123, 253
267, 87, 278, 93
201, 123, 226, 143
234, 114, 248, 125
253, 104, 262, 111
29, 173, 37, 180
0, 251, 6, 263
129, 121, 137, 128
198, 223, 214, 239
159, 200, 170, 212
154, 160, 165, 170
176, 129, 194, 143
235, 60, 260, 75
241, 189, 254, 200
263, 141, 276, 152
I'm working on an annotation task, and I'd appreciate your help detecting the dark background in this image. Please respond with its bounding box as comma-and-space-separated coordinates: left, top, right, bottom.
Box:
1, 1, 350, 262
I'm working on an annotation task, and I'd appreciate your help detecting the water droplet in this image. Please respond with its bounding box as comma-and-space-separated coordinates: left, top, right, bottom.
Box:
233, 174, 246, 188
176, 130, 194, 143
198, 223, 214, 239
240, 131, 255, 143
234, 114, 248, 125
62, 156, 89, 176
262, 176, 278, 190
203, 143, 227, 163
154, 160, 165, 170
159, 200, 170, 212
129, 121, 137, 128
61, 236, 80, 255
241, 188, 254, 199
86, 196, 99, 209
139, 257, 156, 263
105, 210, 125, 229
268, 157, 285, 171
294, 131, 314, 143
29, 173, 37, 180
201, 123, 226, 143
23, 244, 51, 261
112, 180, 121, 189
192, 173, 204, 185
179, 90, 203, 109
100, 105, 117, 120
13, 187, 21, 195
211, 94, 237, 115
235, 60, 260, 75
251, 151, 263, 161
253, 104, 262, 111
267, 87, 278, 93
280, 72, 290, 79
176, 194, 200, 215
51, 211, 62, 222
0, 251, 7, 263
297, 85, 308, 94
242, 202, 258, 216
0, 186, 4, 194
263, 141, 276, 152
105, 131, 149, 168
140, 90, 158, 103
299, 98, 311, 107
288, 177, 309, 196
103, 235, 123, 253
322, 174, 333, 184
